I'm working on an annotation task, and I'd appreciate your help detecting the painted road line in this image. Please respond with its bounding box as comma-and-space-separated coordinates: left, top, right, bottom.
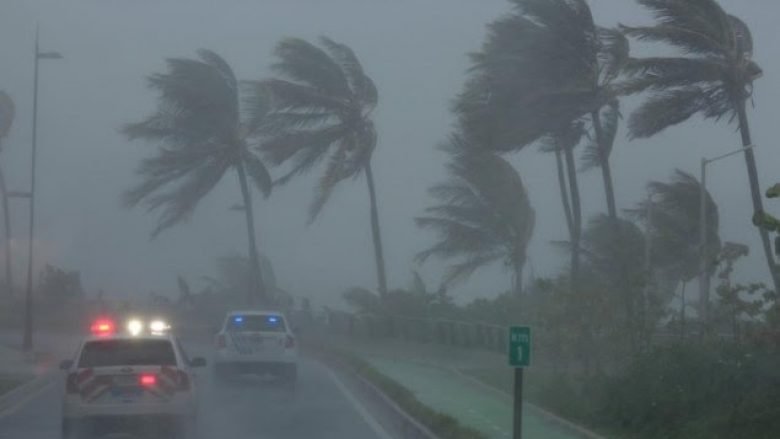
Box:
0, 378, 55, 419
326, 368, 394, 439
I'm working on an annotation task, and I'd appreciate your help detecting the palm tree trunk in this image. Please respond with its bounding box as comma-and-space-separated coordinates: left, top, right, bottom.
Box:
736, 100, 780, 293
592, 110, 618, 220
236, 162, 267, 305
364, 162, 388, 297
563, 144, 582, 285
0, 165, 12, 297
555, 149, 574, 237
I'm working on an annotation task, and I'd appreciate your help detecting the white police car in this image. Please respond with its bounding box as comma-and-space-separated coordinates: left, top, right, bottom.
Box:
60, 318, 205, 439
213, 310, 298, 383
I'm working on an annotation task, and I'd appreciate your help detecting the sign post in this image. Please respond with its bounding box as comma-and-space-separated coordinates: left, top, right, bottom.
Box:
508, 326, 531, 439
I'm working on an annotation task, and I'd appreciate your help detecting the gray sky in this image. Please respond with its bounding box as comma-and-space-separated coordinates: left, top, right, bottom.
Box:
1, 0, 779, 308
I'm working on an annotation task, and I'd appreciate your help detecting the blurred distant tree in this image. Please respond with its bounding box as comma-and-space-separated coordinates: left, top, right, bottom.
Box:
712, 242, 764, 342
256, 37, 388, 297
622, 0, 777, 293
202, 253, 282, 305
629, 170, 721, 326
38, 264, 83, 303
0, 91, 15, 297
123, 50, 272, 305
416, 134, 535, 296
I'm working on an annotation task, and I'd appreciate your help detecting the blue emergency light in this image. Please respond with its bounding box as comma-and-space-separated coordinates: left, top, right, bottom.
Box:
233, 316, 244, 323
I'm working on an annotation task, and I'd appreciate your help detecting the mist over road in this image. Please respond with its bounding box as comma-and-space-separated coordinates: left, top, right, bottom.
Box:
0, 339, 388, 439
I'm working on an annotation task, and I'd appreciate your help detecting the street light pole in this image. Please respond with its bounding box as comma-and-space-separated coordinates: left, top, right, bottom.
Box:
22, 25, 61, 351
698, 144, 756, 333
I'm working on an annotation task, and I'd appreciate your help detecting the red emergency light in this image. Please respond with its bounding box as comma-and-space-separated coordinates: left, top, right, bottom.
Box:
90, 319, 116, 336
139, 374, 157, 387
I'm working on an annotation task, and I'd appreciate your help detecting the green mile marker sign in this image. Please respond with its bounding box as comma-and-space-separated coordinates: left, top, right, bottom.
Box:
508, 326, 531, 368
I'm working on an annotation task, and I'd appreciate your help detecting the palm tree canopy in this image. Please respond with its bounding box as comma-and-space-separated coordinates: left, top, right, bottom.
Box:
122, 50, 271, 236
255, 37, 378, 220
628, 169, 721, 282
454, 0, 628, 154
621, 0, 762, 138
580, 214, 646, 286
416, 134, 535, 286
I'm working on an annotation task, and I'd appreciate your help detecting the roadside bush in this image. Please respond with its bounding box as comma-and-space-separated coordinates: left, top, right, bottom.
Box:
594, 343, 780, 439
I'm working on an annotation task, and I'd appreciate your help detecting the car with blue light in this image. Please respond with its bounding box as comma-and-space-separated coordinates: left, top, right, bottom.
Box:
59, 318, 206, 439
213, 310, 298, 384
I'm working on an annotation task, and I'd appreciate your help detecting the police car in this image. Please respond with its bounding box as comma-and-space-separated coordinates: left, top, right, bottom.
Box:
213, 310, 298, 383
59, 318, 205, 439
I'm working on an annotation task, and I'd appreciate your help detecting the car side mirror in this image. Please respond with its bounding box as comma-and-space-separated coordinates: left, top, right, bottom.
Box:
190, 357, 207, 368
59, 359, 73, 371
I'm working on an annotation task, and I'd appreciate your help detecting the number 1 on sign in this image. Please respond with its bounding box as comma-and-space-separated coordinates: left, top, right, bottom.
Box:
516, 346, 524, 363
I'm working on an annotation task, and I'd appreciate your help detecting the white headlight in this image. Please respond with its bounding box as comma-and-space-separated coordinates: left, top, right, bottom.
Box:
149, 320, 170, 333
127, 319, 144, 336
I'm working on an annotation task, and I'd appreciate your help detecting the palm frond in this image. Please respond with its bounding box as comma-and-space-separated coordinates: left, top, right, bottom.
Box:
319, 37, 378, 108
272, 38, 351, 98
620, 57, 725, 95
138, 157, 231, 237
627, 86, 711, 138
261, 125, 346, 166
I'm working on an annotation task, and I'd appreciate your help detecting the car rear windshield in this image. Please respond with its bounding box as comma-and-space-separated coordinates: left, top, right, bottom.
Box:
78, 339, 177, 367
226, 314, 286, 332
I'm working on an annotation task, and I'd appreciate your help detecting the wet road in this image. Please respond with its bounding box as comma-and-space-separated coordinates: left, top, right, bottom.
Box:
0, 342, 390, 439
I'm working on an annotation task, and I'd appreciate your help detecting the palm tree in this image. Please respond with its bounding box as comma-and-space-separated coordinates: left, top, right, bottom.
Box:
0, 91, 15, 297
457, 0, 629, 221
123, 50, 272, 305
620, 0, 777, 293
629, 170, 721, 319
415, 134, 535, 296
255, 37, 388, 296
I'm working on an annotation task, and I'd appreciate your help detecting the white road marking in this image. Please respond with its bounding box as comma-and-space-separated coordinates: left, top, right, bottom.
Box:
0, 380, 55, 419
326, 369, 394, 439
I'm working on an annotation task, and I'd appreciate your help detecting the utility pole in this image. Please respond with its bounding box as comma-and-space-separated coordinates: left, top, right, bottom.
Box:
698, 144, 756, 333
22, 25, 62, 351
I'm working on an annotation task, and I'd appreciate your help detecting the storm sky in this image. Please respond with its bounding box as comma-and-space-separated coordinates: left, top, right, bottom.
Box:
1, 0, 779, 308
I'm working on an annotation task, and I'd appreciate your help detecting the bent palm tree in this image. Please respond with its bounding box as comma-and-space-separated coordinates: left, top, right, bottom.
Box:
621, 0, 777, 294
457, 0, 629, 220
416, 134, 535, 295
0, 91, 15, 297
123, 50, 272, 305
255, 37, 388, 296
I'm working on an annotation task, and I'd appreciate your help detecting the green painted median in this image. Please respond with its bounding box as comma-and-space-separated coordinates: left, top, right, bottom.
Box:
363, 355, 578, 439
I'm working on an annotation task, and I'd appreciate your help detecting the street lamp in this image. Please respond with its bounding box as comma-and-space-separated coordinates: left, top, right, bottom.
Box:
22, 25, 62, 351
698, 144, 757, 329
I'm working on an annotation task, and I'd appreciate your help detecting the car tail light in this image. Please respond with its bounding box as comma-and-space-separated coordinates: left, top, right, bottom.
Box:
285, 335, 295, 349
139, 374, 157, 387
66, 372, 79, 394
216, 334, 226, 349
177, 371, 191, 391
